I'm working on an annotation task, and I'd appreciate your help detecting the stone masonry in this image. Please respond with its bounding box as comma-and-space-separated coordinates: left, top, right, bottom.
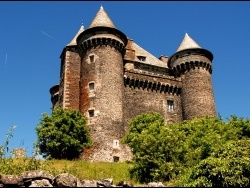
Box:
49, 6, 216, 162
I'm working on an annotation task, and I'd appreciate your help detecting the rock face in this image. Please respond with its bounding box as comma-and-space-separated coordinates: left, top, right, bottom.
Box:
54, 173, 77, 187
0, 170, 165, 187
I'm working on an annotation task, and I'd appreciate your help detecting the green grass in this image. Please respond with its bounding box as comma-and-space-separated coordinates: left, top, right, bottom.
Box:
0, 158, 135, 185
49, 159, 133, 183
0, 126, 138, 185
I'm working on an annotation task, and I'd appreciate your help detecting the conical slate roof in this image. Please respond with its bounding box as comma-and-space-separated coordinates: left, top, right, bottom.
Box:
89, 6, 116, 29
67, 25, 85, 46
176, 33, 201, 52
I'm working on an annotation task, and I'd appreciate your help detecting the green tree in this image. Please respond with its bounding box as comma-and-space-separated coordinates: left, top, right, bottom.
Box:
228, 115, 250, 139
123, 113, 249, 184
36, 108, 92, 160
186, 139, 250, 187
122, 112, 186, 183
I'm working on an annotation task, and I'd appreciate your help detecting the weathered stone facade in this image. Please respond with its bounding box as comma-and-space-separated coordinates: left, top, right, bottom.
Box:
49, 7, 216, 162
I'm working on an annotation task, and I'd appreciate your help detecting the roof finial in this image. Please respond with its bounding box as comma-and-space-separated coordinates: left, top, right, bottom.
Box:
176, 33, 201, 52
100, 5, 103, 9
80, 20, 84, 30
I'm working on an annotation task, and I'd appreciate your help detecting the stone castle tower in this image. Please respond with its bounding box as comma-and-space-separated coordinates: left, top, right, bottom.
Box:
50, 7, 216, 162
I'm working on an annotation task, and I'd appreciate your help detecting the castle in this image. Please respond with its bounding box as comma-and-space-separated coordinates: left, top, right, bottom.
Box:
49, 7, 216, 162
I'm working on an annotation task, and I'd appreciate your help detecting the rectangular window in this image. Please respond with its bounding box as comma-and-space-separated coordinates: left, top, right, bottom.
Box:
167, 100, 174, 112
89, 55, 94, 62
89, 82, 94, 90
88, 110, 94, 117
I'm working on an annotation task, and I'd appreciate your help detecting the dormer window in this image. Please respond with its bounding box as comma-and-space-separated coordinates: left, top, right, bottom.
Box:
137, 56, 146, 61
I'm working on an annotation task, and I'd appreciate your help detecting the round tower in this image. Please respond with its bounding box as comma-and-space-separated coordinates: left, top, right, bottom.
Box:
76, 7, 130, 162
168, 33, 216, 120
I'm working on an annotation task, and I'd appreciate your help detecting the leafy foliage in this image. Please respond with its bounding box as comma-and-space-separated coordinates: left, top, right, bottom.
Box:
122, 112, 185, 182
36, 108, 92, 160
123, 112, 250, 186
186, 139, 250, 187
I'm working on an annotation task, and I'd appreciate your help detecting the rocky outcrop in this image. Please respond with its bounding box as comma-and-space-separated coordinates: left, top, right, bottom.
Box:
0, 170, 166, 187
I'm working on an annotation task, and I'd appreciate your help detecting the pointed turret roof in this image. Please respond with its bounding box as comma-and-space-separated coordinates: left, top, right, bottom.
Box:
176, 33, 201, 52
67, 25, 85, 46
89, 6, 116, 29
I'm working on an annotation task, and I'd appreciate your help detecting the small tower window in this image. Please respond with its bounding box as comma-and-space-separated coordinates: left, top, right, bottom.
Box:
167, 100, 174, 112
89, 55, 94, 62
88, 110, 94, 117
113, 140, 119, 148
89, 82, 95, 90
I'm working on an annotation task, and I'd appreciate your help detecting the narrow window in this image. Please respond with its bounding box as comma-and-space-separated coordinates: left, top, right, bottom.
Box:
89, 82, 94, 90
167, 100, 174, 112
88, 110, 94, 117
113, 140, 119, 148
89, 55, 94, 62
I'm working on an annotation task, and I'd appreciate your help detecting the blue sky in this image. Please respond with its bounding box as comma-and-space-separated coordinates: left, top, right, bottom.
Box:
1, 1, 250, 157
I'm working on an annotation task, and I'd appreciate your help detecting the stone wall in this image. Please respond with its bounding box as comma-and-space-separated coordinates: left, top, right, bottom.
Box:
79, 42, 130, 162
0, 170, 166, 187
124, 86, 182, 131
181, 68, 216, 120
124, 69, 183, 131
62, 48, 81, 110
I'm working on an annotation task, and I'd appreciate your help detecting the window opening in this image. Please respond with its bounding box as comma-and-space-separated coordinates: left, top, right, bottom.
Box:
113, 156, 119, 162
89, 55, 94, 62
88, 110, 94, 117
89, 82, 94, 90
137, 56, 146, 61
113, 140, 119, 148
167, 100, 174, 112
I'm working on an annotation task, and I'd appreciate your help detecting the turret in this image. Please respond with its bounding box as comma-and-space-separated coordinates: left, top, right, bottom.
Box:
49, 84, 59, 109
49, 25, 84, 110
76, 6, 130, 162
168, 33, 216, 120
54, 25, 84, 110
